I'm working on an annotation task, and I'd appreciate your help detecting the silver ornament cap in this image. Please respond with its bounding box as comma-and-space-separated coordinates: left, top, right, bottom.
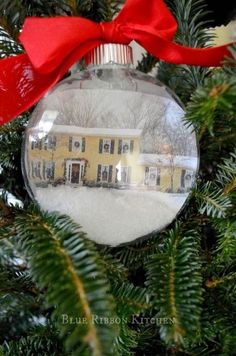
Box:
84, 43, 133, 66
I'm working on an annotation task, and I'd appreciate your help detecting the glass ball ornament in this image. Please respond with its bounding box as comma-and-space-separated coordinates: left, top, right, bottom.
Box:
22, 44, 199, 246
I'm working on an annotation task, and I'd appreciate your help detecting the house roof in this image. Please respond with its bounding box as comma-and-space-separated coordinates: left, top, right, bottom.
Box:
38, 125, 143, 138
137, 154, 198, 170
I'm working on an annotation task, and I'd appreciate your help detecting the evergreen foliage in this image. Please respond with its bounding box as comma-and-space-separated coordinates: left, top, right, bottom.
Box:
0, 0, 235, 355
146, 225, 203, 348
138, 0, 214, 103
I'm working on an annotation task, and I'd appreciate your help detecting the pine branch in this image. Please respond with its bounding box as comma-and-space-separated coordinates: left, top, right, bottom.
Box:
0, 267, 48, 347
222, 329, 236, 356
112, 282, 150, 317
0, 195, 15, 228
0, 26, 22, 57
15, 206, 119, 356
216, 151, 236, 196
157, 0, 214, 103
193, 181, 232, 219
112, 283, 151, 354
213, 219, 236, 266
110, 234, 162, 270
137, 54, 158, 74
0, 115, 29, 200
0, 265, 37, 297
193, 150, 235, 220
200, 274, 236, 354
185, 69, 236, 192
166, 0, 214, 46
110, 1, 125, 17
76, 0, 122, 22
146, 225, 203, 347
1, 323, 66, 356
68, 0, 79, 15
114, 322, 138, 356
0, 0, 70, 36
186, 71, 236, 138
99, 249, 129, 282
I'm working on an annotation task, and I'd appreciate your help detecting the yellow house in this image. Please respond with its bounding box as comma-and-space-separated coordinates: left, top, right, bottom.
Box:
26, 125, 197, 193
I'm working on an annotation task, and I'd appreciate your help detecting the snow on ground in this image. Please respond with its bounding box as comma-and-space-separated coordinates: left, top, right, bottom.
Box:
35, 186, 188, 246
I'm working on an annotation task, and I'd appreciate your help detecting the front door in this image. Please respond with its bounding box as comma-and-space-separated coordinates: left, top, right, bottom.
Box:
148, 167, 158, 187
66, 160, 85, 184
71, 164, 80, 183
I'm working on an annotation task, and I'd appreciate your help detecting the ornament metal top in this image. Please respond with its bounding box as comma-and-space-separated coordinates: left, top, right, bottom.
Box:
22, 44, 199, 246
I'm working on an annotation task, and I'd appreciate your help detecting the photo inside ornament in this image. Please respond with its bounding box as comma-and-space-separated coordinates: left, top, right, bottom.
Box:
22, 44, 199, 246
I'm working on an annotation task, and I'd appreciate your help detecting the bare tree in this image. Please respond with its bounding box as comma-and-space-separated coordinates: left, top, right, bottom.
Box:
137, 101, 198, 191
46, 91, 103, 127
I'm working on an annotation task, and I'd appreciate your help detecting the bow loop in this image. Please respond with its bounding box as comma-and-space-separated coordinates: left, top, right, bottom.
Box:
0, 0, 233, 125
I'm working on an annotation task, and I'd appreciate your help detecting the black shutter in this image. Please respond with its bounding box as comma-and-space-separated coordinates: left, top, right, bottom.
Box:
43, 161, 46, 180
99, 139, 103, 153
38, 162, 42, 179
118, 140, 122, 154
97, 165, 102, 182
110, 139, 115, 154
52, 162, 55, 180
181, 169, 186, 188
39, 139, 42, 150
82, 137, 86, 152
48, 136, 53, 149
145, 167, 149, 185
63, 161, 67, 179
130, 140, 134, 153
69, 137, 72, 152
31, 162, 35, 178
31, 141, 34, 150
53, 136, 57, 149
108, 165, 113, 183
157, 168, 161, 185
44, 136, 48, 150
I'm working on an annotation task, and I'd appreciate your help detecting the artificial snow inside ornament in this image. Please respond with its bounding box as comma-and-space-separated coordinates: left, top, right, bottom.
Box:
23, 44, 199, 246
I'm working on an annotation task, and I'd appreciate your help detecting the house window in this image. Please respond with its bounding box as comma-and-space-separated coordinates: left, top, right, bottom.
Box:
181, 170, 193, 188
99, 139, 115, 154
43, 161, 55, 180
118, 139, 134, 154
118, 167, 131, 184
69, 137, 86, 152
31, 161, 42, 179
44, 135, 57, 150
145, 167, 161, 187
97, 165, 113, 183
31, 135, 42, 150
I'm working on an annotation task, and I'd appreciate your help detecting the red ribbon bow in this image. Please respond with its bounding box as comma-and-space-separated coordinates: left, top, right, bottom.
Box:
0, 0, 232, 125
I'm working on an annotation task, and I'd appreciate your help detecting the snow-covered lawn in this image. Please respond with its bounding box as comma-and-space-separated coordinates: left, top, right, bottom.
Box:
35, 186, 188, 246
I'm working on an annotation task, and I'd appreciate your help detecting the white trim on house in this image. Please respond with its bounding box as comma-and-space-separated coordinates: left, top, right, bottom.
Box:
29, 125, 142, 138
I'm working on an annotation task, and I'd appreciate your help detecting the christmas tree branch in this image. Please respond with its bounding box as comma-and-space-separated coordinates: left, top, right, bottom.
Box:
157, 0, 214, 103
146, 225, 203, 346
15, 206, 119, 356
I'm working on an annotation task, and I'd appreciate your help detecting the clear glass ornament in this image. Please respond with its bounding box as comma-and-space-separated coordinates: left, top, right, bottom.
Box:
22, 44, 199, 246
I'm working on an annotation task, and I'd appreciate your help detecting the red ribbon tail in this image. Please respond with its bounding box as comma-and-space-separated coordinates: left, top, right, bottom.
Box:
0, 54, 56, 124
0, 40, 102, 125
135, 31, 232, 67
